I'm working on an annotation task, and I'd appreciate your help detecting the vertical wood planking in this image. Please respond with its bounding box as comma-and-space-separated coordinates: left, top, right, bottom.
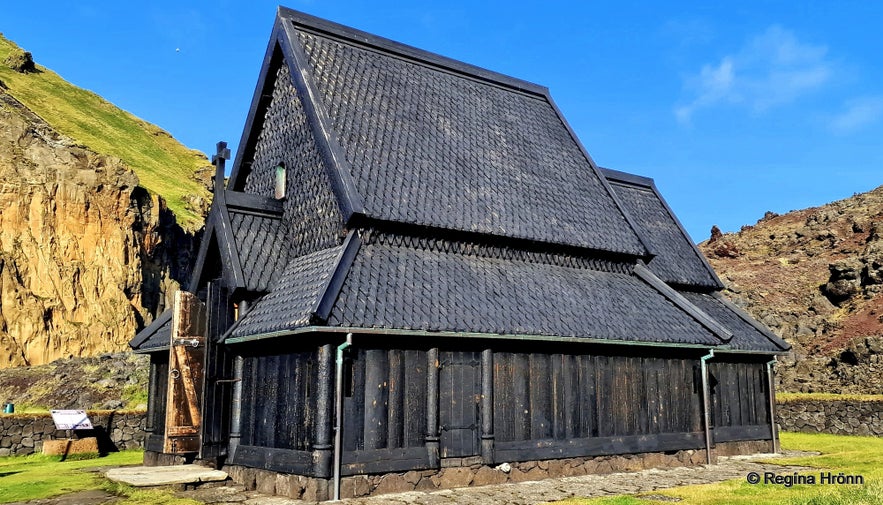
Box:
404, 350, 426, 448
562, 354, 578, 439
363, 349, 388, 450
387, 349, 404, 449
481, 349, 494, 462
493, 352, 513, 442
530, 354, 552, 440
513, 352, 530, 440
426, 347, 439, 467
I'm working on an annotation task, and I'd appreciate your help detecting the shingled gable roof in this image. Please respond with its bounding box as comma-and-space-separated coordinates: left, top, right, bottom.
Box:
601, 168, 722, 289
601, 168, 789, 353
133, 9, 789, 355
226, 7, 653, 257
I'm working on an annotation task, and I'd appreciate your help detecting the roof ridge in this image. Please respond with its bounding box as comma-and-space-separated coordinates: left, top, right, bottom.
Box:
278, 7, 548, 97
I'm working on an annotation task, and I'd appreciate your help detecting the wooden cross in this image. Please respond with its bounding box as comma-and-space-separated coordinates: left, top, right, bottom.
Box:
212, 141, 230, 193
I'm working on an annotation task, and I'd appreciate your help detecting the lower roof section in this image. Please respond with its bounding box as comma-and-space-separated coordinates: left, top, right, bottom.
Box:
130, 309, 172, 353
679, 291, 790, 352
322, 241, 722, 346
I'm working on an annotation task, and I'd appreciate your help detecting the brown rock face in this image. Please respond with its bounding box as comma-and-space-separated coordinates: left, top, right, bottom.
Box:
699, 185, 883, 393
0, 91, 198, 367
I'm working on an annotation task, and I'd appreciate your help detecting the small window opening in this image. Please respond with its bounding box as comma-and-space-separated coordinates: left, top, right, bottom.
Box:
274, 163, 286, 199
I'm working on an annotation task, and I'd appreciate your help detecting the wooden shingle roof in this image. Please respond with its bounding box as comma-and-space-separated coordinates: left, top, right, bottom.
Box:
132, 8, 788, 355
229, 8, 651, 257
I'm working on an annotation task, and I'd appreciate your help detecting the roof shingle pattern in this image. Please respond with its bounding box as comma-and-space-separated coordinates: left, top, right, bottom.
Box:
229, 210, 289, 292
679, 291, 789, 351
244, 63, 343, 259
607, 180, 719, 288
295, 29, 646, 255
326, 241, 722, 345
230, 244, 344, 338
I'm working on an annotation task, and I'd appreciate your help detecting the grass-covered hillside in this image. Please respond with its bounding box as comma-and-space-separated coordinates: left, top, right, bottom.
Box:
0, 34, 210, 229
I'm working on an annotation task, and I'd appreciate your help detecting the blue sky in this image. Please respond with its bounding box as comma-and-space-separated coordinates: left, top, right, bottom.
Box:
4, 1, 882, 241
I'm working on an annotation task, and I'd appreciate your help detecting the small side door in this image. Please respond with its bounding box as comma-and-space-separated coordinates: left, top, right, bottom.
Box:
163, 291, 207, 454
439, 351, 481, 458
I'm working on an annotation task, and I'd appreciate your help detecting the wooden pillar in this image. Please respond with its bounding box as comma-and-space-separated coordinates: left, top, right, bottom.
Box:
480, 348, 494, 464
314, 344, 334, 478
426, 347, 440, 468
146, 360, 157, 432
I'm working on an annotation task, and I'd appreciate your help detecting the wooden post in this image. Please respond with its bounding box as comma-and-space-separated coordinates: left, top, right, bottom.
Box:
426, 347, 440, 468
314, 344, 334, 478
481, 348, 494, 464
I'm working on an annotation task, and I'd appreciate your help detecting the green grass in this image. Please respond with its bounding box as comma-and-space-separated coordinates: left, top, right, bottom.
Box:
0, 451, 143, 503
551, 432, 883, 505
0, 451, 198, 504
777, 392, 883, 403
0, 35, 209, 230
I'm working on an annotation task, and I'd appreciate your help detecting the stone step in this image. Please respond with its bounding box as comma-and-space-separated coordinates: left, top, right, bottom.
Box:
105, 465, 228, 487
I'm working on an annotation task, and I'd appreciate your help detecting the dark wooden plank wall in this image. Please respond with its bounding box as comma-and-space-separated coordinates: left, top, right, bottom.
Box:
493, 352, 701, 445
343, 348, 428, 453
201, 281, 236, 459
709, 360, 770, 439
239, 350, 317, 451
147, 355, 169, 436
341, 347, 430, 475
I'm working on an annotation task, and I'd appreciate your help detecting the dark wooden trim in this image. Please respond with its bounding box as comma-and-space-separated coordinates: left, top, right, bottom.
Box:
494, 432, 705, 463
713, 425, 772, 443
277, 6, 547, 97
480, 349, 494, 463
232, 445, 315, 475
634, 264, 732, 343
311, 231, 362, 323
278, 17, 366, 223
130, 309, 172, 350
426, 348, 440, 468
599, 167, 654, 187
228, 24, 285, 190
341, 447, 431, 476
543, 95, 654, 259
187, 220, 216, 293
213, 201, 246, 290
224, 190, 284, 216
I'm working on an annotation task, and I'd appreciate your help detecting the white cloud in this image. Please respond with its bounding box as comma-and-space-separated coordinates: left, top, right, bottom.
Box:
831, 96, 883, 134
676, 26, 831, 124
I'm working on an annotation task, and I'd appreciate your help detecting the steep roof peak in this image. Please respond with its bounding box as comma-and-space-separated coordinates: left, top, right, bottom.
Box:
276, 7, 549, 97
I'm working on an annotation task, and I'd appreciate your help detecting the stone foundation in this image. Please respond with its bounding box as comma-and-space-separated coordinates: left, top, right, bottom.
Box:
220, 440, 770, 500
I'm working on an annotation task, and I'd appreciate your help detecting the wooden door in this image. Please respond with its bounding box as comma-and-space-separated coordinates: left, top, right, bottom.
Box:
439, 351, 481, 458
164, 291, 207, 454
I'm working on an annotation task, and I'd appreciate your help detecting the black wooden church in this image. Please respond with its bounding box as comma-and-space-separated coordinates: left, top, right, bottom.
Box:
131, 7, 789, 498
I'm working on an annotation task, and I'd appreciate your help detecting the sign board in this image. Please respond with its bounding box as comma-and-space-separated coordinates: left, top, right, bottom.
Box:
50, 410, 94, 430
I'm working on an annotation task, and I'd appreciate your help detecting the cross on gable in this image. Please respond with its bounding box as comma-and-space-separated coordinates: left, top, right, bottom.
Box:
212, 141, 231, 165
212, 141, 230, 192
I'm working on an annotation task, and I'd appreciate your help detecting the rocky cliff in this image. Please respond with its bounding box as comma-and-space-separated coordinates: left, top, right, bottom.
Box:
0, 90, 201, 367
699, 186, 883, 394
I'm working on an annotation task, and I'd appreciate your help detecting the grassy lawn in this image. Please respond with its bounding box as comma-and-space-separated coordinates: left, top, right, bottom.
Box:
0, 451, 198, 504
0, 36, 209, 230
552, 432, 883, 505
